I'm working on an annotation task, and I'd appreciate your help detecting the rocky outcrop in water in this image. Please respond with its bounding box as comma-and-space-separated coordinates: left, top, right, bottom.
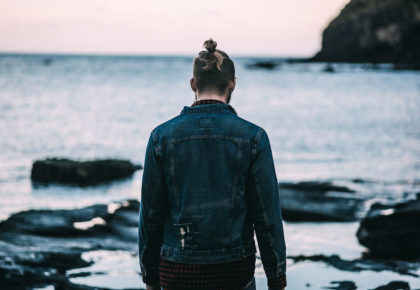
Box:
356, 199, 420, 259
0, 200, 142, 289
314, 0, 420, 65
278, 181, 363, 221
288, 254, 420, 277
324, 281, 357, 290
31, 158, 142, 186
245, 60, 280, 70
374, 281, 410, 290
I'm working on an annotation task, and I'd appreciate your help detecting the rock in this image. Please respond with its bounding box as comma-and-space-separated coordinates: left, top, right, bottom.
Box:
43, 58, 52, 66
279, 181, 355, 193
313, 0, 420, 66
288, 254, 420, 277
278, 181, 363, 221
0, 200, 141, 289
374, 281, 410, 290
324, 280, 357, 290
323, 63, 335, 73
31, 158, 142, 186
356, 199, 420, 259
245, 60, 279, 70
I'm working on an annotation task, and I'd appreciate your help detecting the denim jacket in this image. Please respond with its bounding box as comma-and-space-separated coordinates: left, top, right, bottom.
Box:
138, 102, 286, 284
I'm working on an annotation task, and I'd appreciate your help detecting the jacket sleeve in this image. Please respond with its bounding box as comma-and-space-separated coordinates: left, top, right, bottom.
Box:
245, 128, 287, 289
138, 130, 168, 285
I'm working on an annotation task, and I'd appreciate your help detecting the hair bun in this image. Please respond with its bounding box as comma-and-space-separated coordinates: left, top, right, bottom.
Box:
204, 38, 217, 53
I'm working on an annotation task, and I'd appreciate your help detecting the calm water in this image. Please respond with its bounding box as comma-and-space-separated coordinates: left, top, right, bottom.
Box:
1, 54, 420, 289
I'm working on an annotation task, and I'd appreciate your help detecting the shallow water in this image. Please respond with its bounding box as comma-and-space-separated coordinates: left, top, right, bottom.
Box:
66, 222, 420, 289
1, 54, 420, 289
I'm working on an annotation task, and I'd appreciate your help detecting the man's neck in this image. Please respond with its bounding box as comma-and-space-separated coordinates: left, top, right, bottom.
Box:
196, 93, 226, 103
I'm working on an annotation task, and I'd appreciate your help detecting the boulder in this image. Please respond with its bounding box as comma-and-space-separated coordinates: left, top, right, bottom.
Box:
324, 281, 357, 290
288, 254, 420, 277
374, 281, 410, 290
0, 200, 141, 289
31, 158, 142, 186
313, 0, 420, 66
278, 181, 362, 221
356, 199, 420, 259
245, 60, 279, 70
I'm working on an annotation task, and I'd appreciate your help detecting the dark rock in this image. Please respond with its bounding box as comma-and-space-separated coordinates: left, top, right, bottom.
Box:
352, 178, 373, 184
0, 204, 110, 237
31, 158, 142, 186
279, 181, 355, 193
323, 63, 335, 73
356, 200, 420, 259
0, 200, 141, 289
278, 181, 362, 221
245, 61, 279, 70
288, 254, 420, 277
323, 280, 357, 290
313, 0, 420, 66
374, 281, 410, 290
43, 58, 52, 66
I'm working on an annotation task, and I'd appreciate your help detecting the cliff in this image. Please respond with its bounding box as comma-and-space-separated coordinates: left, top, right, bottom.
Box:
314, 0, 420, 64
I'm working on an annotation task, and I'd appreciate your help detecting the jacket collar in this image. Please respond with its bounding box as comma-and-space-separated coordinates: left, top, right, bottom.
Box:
180, 102, 237, 115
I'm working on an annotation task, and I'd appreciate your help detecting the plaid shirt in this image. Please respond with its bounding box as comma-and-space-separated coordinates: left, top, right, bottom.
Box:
143, 99, 287, 289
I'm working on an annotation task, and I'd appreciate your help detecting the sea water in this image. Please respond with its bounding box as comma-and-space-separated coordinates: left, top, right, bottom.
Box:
1, 54, 419, 289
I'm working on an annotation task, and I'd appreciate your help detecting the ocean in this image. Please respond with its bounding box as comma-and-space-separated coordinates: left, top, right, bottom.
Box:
0, 54, 419, 289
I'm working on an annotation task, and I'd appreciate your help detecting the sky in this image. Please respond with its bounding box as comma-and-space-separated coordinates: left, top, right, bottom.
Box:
0, 0, 350, 57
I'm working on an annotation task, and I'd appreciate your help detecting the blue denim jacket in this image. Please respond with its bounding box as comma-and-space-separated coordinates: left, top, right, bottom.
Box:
138, 102, 286, 284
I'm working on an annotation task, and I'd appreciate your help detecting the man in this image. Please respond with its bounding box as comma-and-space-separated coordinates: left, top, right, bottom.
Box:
139, 39, 287, 290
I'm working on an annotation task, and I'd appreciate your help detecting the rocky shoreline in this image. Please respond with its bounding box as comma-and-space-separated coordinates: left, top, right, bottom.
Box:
1, 177, 420, 288
313, 0, 420, 67
0, 199, 143, 289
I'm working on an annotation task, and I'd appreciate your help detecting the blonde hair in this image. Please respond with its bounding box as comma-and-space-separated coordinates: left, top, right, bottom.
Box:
193, 38, 235, 94
203, 39, 223, 71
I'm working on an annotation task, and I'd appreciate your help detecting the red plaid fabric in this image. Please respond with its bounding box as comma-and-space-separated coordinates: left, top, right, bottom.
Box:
159, 254, 256, 290
191, 99, 226, 107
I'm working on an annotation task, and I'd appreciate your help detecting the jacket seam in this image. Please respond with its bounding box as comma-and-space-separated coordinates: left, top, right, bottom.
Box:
169, 143, 179, 210
156, 135, 250, 152
251, 128, 264, 162
228, 141, 242, 245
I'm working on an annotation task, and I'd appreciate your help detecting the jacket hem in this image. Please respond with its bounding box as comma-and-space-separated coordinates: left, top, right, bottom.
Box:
159, 239, 256, 264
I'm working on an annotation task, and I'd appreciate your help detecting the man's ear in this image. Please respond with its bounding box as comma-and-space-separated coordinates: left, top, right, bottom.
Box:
229, 77, 236, 92
190, 78, 197, 92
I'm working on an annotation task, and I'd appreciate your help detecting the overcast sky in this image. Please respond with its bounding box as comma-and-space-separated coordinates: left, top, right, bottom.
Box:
0, 0, 349, 57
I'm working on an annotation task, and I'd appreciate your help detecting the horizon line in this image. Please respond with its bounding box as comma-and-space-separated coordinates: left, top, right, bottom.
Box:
0, 50, 312, 60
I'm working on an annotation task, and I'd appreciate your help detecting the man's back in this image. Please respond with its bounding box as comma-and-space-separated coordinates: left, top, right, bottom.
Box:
139, 39, 287, 290
153, 102, 260, 259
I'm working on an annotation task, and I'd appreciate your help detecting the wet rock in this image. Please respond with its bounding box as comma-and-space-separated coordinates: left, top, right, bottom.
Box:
313, 0, 420, 66
356, 199, 420, 259
31, 158, 142, 186
279, 181, 354, 193
278, 181, 363, 221
323, 63, 335, 73
43, 58, 53, 66
324, 280, 357, 290
288, 254, 420, 277
245, 60, 279, 70
0, 200, 141, 289
374, 281, 410, 290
